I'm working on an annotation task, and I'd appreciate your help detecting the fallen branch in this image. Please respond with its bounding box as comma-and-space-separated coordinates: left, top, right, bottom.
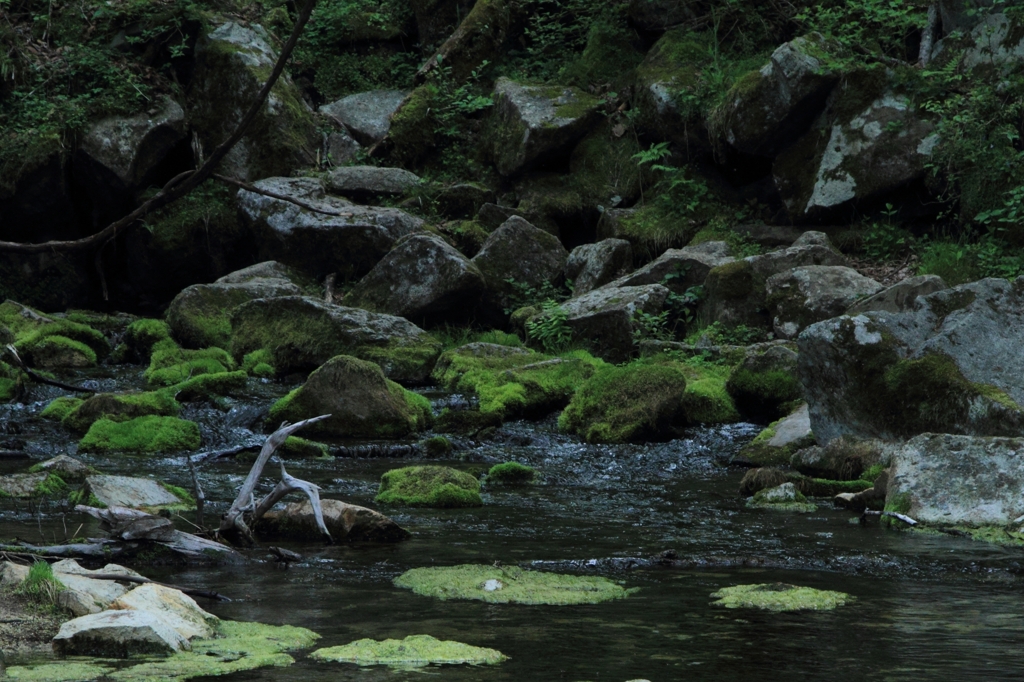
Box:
213, 174, 353, 217
862, 510, 918, 526
77, 573, 231, 602
191, 444, 256, 465
250, 459, 332, 542
1, 540, 123, 558
0, 0, 319, 255
218, 415, 331, 542
4, 345, 98, 393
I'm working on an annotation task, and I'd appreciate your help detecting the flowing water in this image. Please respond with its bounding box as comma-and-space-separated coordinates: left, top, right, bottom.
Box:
4, 376, 1024, 681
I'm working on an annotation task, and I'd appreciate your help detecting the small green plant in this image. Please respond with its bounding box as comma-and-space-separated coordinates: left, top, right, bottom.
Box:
17, 561, 65, 607
631, 310, 673, 344
862, 204, 911, 262
526, 301, 572, 352
688, 322, 766, 346
503, 278, 573, 315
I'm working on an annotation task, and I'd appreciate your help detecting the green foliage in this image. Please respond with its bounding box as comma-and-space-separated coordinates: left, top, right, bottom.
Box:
486, 461, 536, 485
687, 321, 767, 346
796, 0, 928, 62
34, 473, 69, 498
862, 203, 912, 262
434, 327, 523, 351
40, 396, 84, 422
918, 234, 1024, 285
144, 339, 236, 387
17, 561, 64, 607
526, 301, 572, 352
503, 278, 573, 315
78, 415, 201, 453
375, 465, 483, 507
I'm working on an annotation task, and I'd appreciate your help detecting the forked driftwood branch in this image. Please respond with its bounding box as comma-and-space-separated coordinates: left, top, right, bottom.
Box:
218, 415, 332, 544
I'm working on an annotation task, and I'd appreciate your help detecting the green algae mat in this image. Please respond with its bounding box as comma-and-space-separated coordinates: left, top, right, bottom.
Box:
310, 634, 507, 667
394, 564, 636, 605
5, 621, 319, 682
710, 583, 852, 612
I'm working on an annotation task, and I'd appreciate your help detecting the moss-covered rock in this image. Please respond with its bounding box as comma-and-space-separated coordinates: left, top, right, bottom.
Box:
726, 344, 802, 421
434, 343, 605, 420
559, 361, 689, 443
4, 307, 109, 368
166, 279, 301, 350
230, 296, 442, 383
122, 318, 173, 362
375, 465, 481, 507
710, 583, 851, 611
310, 634, 507, 667
394, 564, 635, 605
737, 404, 815, 466
680, 360, 741, 425
422, 435, 453, 457
387, 84, 438, 166
40, 396, 84, 422
745, 482, 817, 513
63, 391, 180, 433
144, 339, 236, 388
0, 358, 25, 401
268, 355, 432, 438
78, 416, 201, 454
278, 436, 330, 459
486, 462, 536, 485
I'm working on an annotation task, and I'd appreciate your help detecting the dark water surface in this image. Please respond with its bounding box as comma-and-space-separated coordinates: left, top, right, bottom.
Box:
4, 379, 1024, 681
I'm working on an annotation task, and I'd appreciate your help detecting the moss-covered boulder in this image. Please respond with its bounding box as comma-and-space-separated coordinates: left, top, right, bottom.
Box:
311, 634, 506, 667
394, 564, 635, 605
559, 361, 688, 443
0, 358, 26, 400
486, 462, 536, 485
230, 295, 442, 383
433, 343, 605, 420
745, 482, 817, 513
490, 78, 603, 176
268, 355, 432, 438
711, 583, 851, 611
120, 318, 172, 363
166, 279, 301, 350
0, 472, 69, 500
790, 435, 889, 480
63, 391, 180, 433
238, 177, 425, 282
737, 404, 815, 466
78, 416, 201, 454
345, 234, 485, 326
798, 279, 1024, 443
387, 84, 438, 166
565, 239, 634, 296
726, 343, 802, 421
144, 340, 236, 388
375, 465, 481, 507
28, 455, 94, 483
189, 22, 317, 181
765, 265, 883, 340
567, 118, 645, 210
1, 301, 110, 368
470, 216, 569, 313
79, 474, 195, 512
557, 284, 669, 363
419, 0, 527, 83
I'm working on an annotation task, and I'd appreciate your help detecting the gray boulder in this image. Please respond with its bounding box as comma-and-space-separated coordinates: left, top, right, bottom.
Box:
237, 176, 424, 280
84, 475, 192, 512
702, 231, 848, 329
52, 610, 190, 657
215, 260, 301, 286
846, 274, 947, 315
166, 278, 301, 349
961, 13, 1024, 70
491, 78, 603, 176
189, 22, 317, 180
737, 403, 815, 467
716, 33, 841, 157
255, 498, 411, 542
765, 265, 884, 339
774, 73, 938, 222
230, 296, 442, 383
798, 278, 1024, 444
940, 0, 996, 33
75, 96, 186, 197
558, 284, 670, 363
565, 239, 633, 295
0, 473, 51, 499
888, 433, 1024, 526
110, 584, 218, 640
476, 202, 523, 230
607, 240, 733, 293
319, 90, 408, 145
31, 455, 93, 482
267, 355, 431, 438
326, 166, 421, 197
325, 128, 362, 166
471, 216, 569, 310
345, 234, 485, 325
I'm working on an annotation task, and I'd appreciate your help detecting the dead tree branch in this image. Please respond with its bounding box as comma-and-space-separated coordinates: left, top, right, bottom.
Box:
4, 345, 98, 393
213, 174, 353, 217
0, 0, 319, 255
250, 459, 332, 542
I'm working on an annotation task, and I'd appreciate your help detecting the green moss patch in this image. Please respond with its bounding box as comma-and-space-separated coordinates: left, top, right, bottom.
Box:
63, 391, 180, 433
123, 319, 172, 360
144, 339, 236, 388
40, 396, 84, 421
710, 583, 851, 612
6, 662, 113, 681
745, 483, 816, 513
376, 466, 482, 508
395, 564, 635, 605
681, 361, 740, 424
310, 634, 507, 667
726, 366, 802, 421
279, 436, 330, 459
242, 348, 276, 377
79, 415, 201, 454
168, 370, 248, 402
486, 462, 536, 485
422, 435, 453, 457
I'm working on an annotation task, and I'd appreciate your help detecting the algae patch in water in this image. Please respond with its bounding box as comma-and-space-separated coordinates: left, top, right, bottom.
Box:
710, 583, 851, 612
394, 564, 635, 605
310, 634, 507, 667
6, 661, 113, 681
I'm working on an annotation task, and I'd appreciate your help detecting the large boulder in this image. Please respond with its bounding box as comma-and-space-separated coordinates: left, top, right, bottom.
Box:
325, 166, 422, 198
318, 90, 408, 145
702, 231, 848, 329
109, 584, 217, 640
940, 0, 996, 34
188, 22, 317, 180
961, 13, 1024, 70
765, 265, 884, 340
565, 239, 633, 295
726, 343, 802, 421
846, 274, 947, 315
558, 284, 670, 363
773, 71, 938, 222
798, 278, 1024, 444
607, 240, 733, 293
166, 278, 301, 349
491, 78, 603, 176
230, 296, 442, 383
887, 433, 1024, 526
255, 499, 411, 542
215, 260, 301, 285
74, 96, 187, 210
52, 610, 190, 657
267, 355, 432, 438
83, 475, 193, 512
237, 176, 425, 280
737, 404, 815, 467
714, 33, 841, 157
471, 216, 569, 311
344, 234, 485, 326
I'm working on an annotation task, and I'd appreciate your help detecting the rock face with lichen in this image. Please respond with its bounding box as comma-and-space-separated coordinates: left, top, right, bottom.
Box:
765, 265, 883, 339
188, 22, 318, 181
798, 277, 1024, 444
491, 78, 603, 176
